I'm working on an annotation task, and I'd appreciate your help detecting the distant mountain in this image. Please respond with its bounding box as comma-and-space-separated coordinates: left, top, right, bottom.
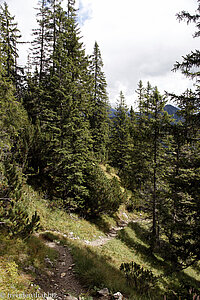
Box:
109, 107, 117, 118
164, 104, 178, 115
109, 104, 181, 122
164, 104, 181, 122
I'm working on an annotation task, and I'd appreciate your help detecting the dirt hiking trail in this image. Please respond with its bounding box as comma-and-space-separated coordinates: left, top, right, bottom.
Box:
34, 217, 146, 299
34, 240, 87, 300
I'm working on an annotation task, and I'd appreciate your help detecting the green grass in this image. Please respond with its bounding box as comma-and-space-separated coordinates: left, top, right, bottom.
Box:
66, 226, 162, 299
0, 233, 58, 270
0, 257, 38, 300
1, 171, 200, 299
22, 185, 139, 240
22, 185, 108, 241
0, 233, 58, 299
67, 240, 143, 299
64, 221, 200, 299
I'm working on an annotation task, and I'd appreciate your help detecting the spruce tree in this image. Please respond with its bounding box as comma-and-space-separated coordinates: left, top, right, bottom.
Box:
147, 88, 172, 245
163, 0, 200, 268
126, 81, 152, 193
0, 2, 22, 88
24, 0, 93, 210
135, 80, 145, 116
131, 83, 172, 247
110, 91, 132, 172
0, 40, 40, 238
89, 41, 109, 161
31, 0, 52, 81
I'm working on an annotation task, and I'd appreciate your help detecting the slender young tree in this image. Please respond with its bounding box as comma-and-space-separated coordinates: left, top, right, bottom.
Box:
89, 41, 109, 160
132, 83, 172, 247
127, 82, 149, 191
148, 88, 171, 245
31, 0, 52, 81
0, 2, 22, 87
110, 91, 132, 171
135, 80, 145, 116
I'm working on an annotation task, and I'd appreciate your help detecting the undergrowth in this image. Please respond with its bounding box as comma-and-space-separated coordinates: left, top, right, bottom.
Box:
66, 222, 200, 299
0, 173, 200, 299
0, 233, 58, 299
23, 186, 110, 241
0, 257, 38, 300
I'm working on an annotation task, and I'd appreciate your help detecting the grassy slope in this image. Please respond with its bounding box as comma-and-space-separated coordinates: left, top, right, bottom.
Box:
68, 223, 200, 299
0, 232, 58, 299
1, 166, 200, 299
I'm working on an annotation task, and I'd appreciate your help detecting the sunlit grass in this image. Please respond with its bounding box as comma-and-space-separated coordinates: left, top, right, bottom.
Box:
1, 177, 199, 299
0, 257, 38, 300
67, 240, 145, 300
23, 186, 107, 241
0, 233, 57, 299
65, 220, 200, 299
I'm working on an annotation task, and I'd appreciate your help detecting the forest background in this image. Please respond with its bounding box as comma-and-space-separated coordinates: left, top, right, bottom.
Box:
0, 0, 200, 298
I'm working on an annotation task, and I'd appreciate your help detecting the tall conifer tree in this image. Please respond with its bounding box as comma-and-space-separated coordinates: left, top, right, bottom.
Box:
89, 41, 109, 160
132, 83, 172, 247
163, 0, 200, 267
110, 91, 132, 171
0, 2, 22, 89
31, 0, 52, 81
24, 0, 93, 210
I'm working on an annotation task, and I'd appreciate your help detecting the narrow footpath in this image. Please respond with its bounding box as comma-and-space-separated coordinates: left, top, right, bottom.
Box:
34, 218, 145, 299
34, 240, 86, 300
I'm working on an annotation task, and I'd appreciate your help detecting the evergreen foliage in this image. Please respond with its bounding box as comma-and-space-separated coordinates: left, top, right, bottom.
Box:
0, 199, 40, 239
0, 0, 199, 275
83, 164, 125, 217
0, 2, 22, 89
163, 0, 200, 268
131, 84, 172, 245
40, 0, 93, 209
110, 91, 132, 171
0, 4, 39, 238
22, 0, 119, 216
120, 261, 158, 295
31, 0, 52, 81
89, 42, 109, 161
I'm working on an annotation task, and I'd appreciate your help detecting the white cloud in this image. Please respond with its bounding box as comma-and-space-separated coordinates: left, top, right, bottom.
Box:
79, 0, 199, 107
4, 0, 199, 108
3, 0, 38, 67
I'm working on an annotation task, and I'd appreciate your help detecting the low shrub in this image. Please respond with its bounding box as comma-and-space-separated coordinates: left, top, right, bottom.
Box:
120, 261, 158, 295
0, 159, 40, 240
0, 257, 39, 299
126, 194, 144, 212
82, 165, 127, 218
0, 199, 40, 239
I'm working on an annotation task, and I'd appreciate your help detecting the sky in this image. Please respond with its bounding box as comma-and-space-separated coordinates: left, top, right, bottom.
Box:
3, 0, 199, 108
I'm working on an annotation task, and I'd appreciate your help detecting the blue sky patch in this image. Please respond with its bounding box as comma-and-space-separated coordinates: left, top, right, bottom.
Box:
78, 0, 92, 26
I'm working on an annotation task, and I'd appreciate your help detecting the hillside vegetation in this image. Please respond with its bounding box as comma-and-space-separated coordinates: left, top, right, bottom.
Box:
0, 0, 200, 299
1, 172, 200, 299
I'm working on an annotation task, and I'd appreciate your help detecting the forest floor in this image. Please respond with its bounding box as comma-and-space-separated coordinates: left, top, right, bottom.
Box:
32, 210, 200, 300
